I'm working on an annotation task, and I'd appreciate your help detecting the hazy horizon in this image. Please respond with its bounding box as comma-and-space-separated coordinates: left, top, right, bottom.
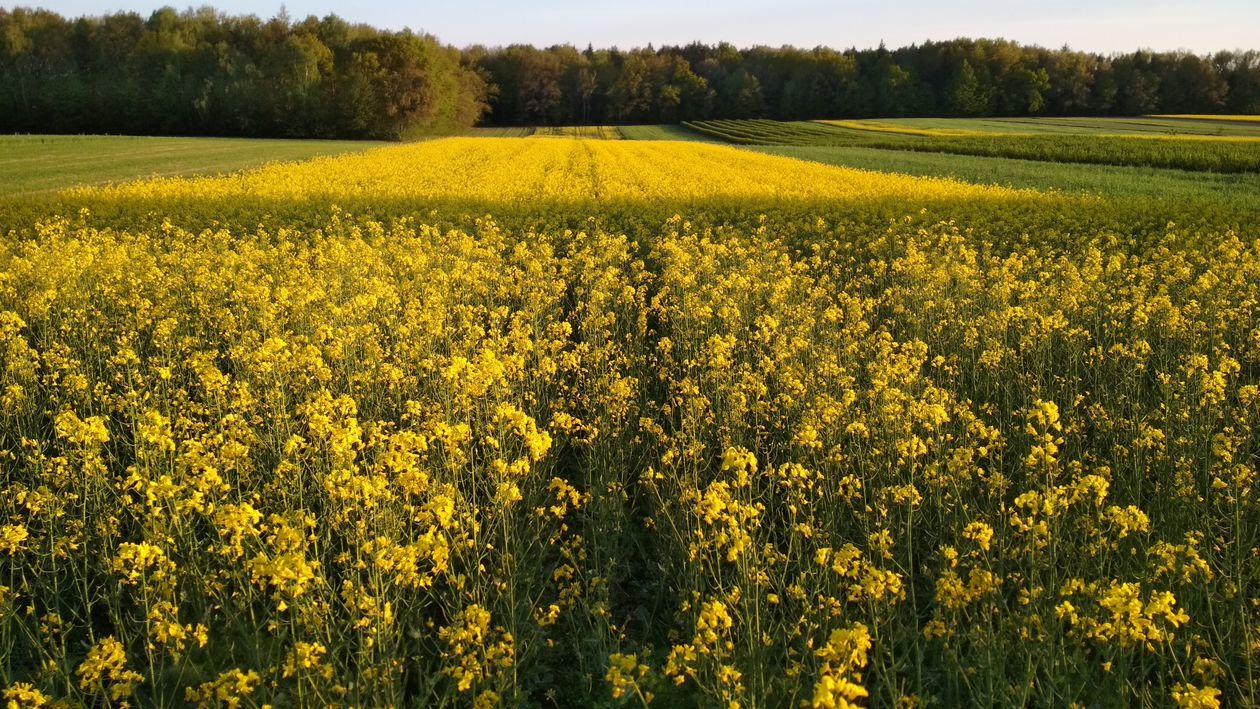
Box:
25, 0, 1260, 55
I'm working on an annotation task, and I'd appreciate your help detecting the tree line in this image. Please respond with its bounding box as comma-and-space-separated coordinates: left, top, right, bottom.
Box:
0, 7, 489, 139
3, 7, 1258, 139
473, 40, 1260, 126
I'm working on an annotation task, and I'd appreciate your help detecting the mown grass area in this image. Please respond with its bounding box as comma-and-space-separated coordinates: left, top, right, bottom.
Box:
684, 118, 1260, 173
754, 144, 1260, 212
0, 134, 383, 196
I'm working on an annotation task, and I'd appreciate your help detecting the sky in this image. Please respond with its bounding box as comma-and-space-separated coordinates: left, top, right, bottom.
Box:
32, 0, 1260, 54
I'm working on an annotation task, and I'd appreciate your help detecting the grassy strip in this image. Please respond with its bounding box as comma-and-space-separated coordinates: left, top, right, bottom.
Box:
0, 134, 383, 196
753, 144, 1260, 212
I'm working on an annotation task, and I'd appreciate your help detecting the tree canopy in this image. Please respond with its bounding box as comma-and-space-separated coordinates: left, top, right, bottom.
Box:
0, 7, 489, 139
472, 40, 1260, 125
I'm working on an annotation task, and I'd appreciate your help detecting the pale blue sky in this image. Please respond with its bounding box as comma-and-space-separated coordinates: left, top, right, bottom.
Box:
28, 0, 1260, 53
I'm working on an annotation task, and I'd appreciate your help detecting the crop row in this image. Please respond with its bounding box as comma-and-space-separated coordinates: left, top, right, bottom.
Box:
683, 118, 1260, 173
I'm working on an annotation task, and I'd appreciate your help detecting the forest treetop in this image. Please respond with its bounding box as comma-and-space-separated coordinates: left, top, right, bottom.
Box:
2, 6, 1258, 139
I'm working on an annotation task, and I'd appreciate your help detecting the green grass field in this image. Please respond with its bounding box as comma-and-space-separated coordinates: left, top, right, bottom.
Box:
0, 135, 383, 196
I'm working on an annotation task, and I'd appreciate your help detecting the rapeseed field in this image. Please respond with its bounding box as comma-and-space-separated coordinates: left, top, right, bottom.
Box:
0, 138, 1256, 707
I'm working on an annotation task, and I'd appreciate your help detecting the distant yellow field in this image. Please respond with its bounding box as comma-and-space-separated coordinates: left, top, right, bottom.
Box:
532, 125, 623, 139
1151, 114, 1260, 122
817, 119, 989, 137
77, 136, 1020, 206
819, 117, 1260, 141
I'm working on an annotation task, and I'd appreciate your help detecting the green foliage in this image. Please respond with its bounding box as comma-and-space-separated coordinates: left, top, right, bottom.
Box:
947, 60, 989, 116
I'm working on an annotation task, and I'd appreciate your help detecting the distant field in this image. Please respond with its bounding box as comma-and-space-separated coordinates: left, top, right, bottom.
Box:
532, 126, 622, 139
465, 126, 536, 137
830, 116, 1260, 137
9, 127, 1257, 208
0, 135, 383, 196
619, 124, 725, 142
684, 118, 1260, 172
618, 120, 1260, 207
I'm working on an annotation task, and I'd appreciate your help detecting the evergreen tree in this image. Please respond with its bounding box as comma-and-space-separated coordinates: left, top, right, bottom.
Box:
947, 59, 987, 116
